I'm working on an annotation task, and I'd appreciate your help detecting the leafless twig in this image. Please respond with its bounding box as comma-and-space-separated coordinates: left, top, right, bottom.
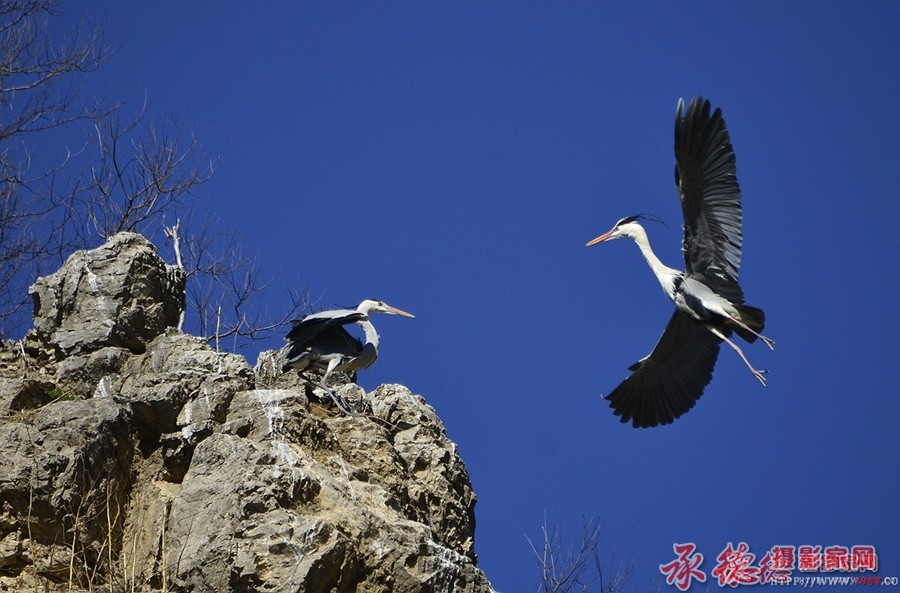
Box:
527, 515, 633, 593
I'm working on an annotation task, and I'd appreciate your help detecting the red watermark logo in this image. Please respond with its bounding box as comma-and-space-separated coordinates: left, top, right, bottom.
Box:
659, 542, 887, 590
660, 543, 707, 590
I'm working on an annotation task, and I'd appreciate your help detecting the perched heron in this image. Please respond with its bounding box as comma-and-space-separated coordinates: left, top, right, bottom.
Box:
586, 96, 774, 428
283, 299, 414, 414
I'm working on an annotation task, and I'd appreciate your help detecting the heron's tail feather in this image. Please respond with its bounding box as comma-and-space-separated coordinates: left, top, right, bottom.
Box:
733, 305, 765, 343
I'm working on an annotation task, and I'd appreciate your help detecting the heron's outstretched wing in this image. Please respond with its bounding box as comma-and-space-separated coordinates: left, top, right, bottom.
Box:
675, 96, 744, 303
285, 311, 366, 356
605, 310, 722, 428
288, 326, 365, 362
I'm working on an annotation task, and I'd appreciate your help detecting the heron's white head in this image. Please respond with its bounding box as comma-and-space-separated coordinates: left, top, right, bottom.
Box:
585, 214, 666, 246
357, 299, 416, 318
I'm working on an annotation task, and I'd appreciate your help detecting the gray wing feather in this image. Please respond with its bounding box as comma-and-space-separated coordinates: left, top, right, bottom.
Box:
285, 311, 366, 346
283, 311, 367, 369
675, 96, 745, 303
604, 310, 722, 428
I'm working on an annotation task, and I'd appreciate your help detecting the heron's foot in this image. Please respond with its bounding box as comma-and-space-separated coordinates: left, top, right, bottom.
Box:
328, 391, 359, 416
320, 384, 360, 416
752, 368, 768, 387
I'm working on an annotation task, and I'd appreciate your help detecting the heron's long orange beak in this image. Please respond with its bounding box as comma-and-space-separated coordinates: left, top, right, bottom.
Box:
585, 229, 615, 246
386, 305, 415, 318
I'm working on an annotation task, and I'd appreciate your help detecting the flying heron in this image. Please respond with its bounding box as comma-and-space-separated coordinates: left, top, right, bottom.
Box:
283, 299, 414, 413
586, 96, 774, 428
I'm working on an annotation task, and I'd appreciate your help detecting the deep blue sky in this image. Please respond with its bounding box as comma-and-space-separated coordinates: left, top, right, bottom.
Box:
71, 2, 899, 591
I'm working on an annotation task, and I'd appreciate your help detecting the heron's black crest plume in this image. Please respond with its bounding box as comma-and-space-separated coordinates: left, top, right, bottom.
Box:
619, 213, 668, 229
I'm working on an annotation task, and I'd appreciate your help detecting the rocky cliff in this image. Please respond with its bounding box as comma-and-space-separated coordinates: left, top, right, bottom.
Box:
0, 233, 494, 593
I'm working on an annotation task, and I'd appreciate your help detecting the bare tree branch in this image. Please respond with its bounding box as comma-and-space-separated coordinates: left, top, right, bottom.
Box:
175, 216, 307, 349
76, 103, 216, 241
528, 515, 633, 593
0, 0, 110, 337
0, 1, 308, 351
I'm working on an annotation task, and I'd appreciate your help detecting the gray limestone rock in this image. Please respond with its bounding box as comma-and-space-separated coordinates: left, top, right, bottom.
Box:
0, 397, 132, 586
159, 386, 490, 593
29, 232, 184, 357
0, 233, 495, 593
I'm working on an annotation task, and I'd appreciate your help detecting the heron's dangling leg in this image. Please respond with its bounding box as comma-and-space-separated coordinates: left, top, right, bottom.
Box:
318, 379, 357, 415
709, 326, 768, 386
729, 317, 776, 351
318, 359, 359, 416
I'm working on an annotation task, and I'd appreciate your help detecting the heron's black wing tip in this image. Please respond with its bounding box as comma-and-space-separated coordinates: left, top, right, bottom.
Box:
602, 311, 722, 429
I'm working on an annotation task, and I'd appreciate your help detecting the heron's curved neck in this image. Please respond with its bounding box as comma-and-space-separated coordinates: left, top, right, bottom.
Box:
358, 319, 380, 351
629, 225, 681, 299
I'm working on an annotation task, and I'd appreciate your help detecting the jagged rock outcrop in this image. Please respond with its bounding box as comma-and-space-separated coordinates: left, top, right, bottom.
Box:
0, 233, 493, 593
29, 233, 185, 357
